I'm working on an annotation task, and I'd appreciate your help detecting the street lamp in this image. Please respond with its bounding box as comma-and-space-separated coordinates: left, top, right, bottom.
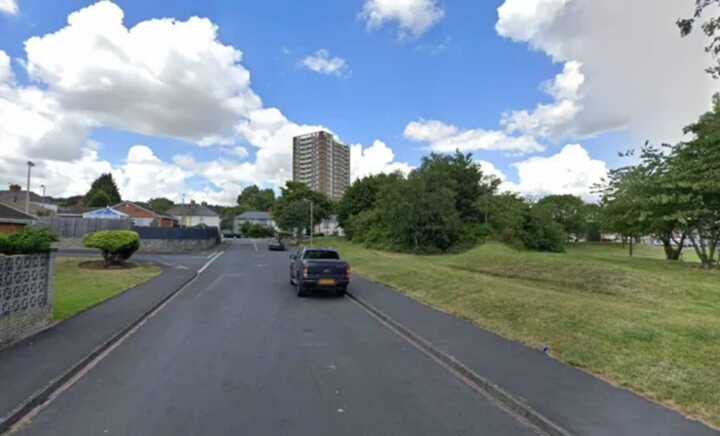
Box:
26, 161, 35, 214
40, 184, 46, 198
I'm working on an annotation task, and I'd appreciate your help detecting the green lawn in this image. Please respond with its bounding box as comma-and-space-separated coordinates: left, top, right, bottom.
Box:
322, 238, 720, 427
52, 257, 161, 321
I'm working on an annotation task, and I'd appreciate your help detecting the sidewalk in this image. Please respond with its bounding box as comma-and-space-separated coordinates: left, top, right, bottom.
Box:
349, 276, 718, 436
0, 265, 196, 430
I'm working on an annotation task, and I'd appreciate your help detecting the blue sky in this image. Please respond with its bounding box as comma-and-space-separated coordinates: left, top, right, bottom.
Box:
0, 0, 716, 204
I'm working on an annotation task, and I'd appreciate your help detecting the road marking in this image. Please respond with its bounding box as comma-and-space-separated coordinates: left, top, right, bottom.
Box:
5, 251, 226, 434
347, 294, 573, 436
198, 251, 223, 274
253, 240, 258, 252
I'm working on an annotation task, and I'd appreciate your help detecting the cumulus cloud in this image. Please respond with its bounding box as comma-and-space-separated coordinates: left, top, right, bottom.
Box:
475, 160, 506, 181
501, 61, 585, 139
23, 1, 261, 146
301, 49, 349, 77
350, 140, 413, 180
361, 0, 444, 39
404, 119, 545, 154
504, 144, 607, 201
0, 0, 18, 15
496, 0, 720, 142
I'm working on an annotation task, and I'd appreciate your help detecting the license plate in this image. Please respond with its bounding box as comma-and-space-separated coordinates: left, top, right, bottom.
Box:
318, 278, 336, 286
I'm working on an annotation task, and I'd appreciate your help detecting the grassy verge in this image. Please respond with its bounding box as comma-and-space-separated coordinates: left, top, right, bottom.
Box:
322, 238, 720, 427
53, 257, 161, 321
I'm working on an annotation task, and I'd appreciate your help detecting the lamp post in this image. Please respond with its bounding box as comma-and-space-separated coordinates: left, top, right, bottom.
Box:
309, 200, 314, 247
26, 161, 35, 214
40, 184, 46, 198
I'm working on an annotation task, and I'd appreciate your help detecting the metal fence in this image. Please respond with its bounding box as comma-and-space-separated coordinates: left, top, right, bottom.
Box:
37, 217, 132, 238
134, 226, 220, 241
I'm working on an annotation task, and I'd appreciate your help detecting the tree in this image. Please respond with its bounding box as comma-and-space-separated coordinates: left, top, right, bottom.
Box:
273, 181, 332, 240
86, 190, 112, 208
669, 94, 720, 268
147, 197, 174, 213
337, 173, 402, 233
86, 173, 121, 205
678, 0, 720, 77
535, 195, 588, 240
237, 185, 276, 211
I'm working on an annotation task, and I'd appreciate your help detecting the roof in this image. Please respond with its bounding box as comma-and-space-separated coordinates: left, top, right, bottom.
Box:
167, 204, 219, 218
236, 211, 272, 220
111, 201, 177, 220
0, 202, 36, 223
83, 207, 129, 219
0, 190, 54, 205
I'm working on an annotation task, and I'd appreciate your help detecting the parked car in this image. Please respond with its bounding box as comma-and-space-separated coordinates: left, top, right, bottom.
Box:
268, 238, 286, 251
289, 247, 350, 297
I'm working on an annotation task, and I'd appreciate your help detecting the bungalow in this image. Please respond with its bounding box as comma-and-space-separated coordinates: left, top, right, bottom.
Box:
0, 202, 36, 234
167, 202, 220, 229
0, 184, 57, 216
233, 211, 276, 234
111, 201, 178, 227
82, 207, 129, 220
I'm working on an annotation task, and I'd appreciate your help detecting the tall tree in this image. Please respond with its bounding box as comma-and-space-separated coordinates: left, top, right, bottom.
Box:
535, 195, 589, 240
678, 0, 720, 77
85, 173, 121, 205
273, 181, 332, 239
147, 197, 175, 213
237, 185, 276, 211
337, 173, 402, 231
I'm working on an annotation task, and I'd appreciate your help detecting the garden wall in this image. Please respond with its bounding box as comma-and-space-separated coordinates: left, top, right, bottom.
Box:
0, 252, 55, 347
134, 227, 220, 254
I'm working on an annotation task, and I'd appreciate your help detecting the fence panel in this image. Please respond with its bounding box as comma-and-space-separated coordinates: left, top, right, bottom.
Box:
37, 217, 132, 238
134, 226, 220, 241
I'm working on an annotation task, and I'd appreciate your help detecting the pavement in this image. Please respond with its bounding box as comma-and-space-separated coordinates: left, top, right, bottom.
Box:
1, 239, 717, 435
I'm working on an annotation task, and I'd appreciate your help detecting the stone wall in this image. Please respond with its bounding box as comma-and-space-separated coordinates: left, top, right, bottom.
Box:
0, 252, 55, 348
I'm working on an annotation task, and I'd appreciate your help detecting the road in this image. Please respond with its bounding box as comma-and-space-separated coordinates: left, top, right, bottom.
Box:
12, 239, 540, 436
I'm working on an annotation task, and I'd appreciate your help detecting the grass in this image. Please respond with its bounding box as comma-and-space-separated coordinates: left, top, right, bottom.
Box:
322, 238, 720, 427
53, 257, 161, 321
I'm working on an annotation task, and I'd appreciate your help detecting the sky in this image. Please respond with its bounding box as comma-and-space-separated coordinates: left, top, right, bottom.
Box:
0, 0, 718, 205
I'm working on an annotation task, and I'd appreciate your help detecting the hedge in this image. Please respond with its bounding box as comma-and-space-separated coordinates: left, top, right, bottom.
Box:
0, 227, 58, 255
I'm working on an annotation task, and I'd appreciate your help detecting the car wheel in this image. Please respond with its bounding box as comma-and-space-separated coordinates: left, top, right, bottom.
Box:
296, 281, 308, 297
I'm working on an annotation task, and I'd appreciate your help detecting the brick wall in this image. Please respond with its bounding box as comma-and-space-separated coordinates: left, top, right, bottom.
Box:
0, 252, 55, 348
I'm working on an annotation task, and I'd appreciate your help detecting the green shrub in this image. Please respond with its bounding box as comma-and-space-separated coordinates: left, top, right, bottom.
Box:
240, 222, 275, 238
83, 230, 140, 266
520, 209, 567, 253
0, 227, 58, 255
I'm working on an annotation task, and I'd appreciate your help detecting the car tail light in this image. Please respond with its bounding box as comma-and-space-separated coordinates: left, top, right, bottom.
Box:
346, 266, 351, 279
303, 266, 309, 278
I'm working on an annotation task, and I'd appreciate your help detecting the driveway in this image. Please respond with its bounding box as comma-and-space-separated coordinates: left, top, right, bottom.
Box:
8, 239, 718, 435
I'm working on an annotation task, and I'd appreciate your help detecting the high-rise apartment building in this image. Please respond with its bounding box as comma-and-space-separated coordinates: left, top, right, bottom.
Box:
292, 131, 350, 201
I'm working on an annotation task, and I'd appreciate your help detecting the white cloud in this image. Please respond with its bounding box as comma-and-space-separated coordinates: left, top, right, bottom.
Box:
501, 61, 584, 139
361, 0, 444, 39
23, 0, 262, 146
504, 144, 607, 201
0, 0, 18, 15
404, 119, 545, 154
475, 160, 506, 181
496, 0, 720, 142
229, 146, 248, 159
301, 49, 349, 77
350, 140, 413, 181
0, 51, 13, 83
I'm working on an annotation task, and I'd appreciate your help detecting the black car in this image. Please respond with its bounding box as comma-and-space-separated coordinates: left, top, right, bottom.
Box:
289, 247, 350, 297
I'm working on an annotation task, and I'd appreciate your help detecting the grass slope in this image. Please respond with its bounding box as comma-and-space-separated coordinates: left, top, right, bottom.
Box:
324, 238, 720, 427
53, 257, 161, 321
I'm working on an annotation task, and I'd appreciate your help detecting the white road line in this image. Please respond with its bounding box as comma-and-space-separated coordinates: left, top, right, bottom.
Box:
253, 240, 258, 252
198, 251, 224, 274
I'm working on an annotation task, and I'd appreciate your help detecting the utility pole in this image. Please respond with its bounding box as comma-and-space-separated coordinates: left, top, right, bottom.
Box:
26, 161, 35, 214
40, 184, 46, 198
309, 201, 314, 247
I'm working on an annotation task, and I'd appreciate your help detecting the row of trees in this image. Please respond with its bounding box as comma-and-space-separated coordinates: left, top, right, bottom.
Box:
336, 152, 590, 253
599, 96, 720, 269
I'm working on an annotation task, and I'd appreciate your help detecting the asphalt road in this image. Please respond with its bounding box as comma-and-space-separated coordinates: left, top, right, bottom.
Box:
12, 240, 539, 436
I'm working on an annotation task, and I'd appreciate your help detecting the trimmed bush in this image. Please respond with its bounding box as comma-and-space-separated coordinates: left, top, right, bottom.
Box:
83, 230, 140, 267
0, 227, 58, 255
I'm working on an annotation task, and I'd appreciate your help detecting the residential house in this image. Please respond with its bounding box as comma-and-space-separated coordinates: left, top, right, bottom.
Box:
0, 202, 36, 234
82, 207, 130, 220
111, 201, 178, 227
0, 184, 57, 216
314, 215, 343, 236
167, 202, 220, 229
233, 211, 276, 234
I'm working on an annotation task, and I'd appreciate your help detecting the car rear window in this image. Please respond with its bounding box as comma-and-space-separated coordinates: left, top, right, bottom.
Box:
303, 250, 340, 260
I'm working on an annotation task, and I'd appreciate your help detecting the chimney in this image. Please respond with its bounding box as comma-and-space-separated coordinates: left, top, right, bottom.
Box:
9, 184, 21, 192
